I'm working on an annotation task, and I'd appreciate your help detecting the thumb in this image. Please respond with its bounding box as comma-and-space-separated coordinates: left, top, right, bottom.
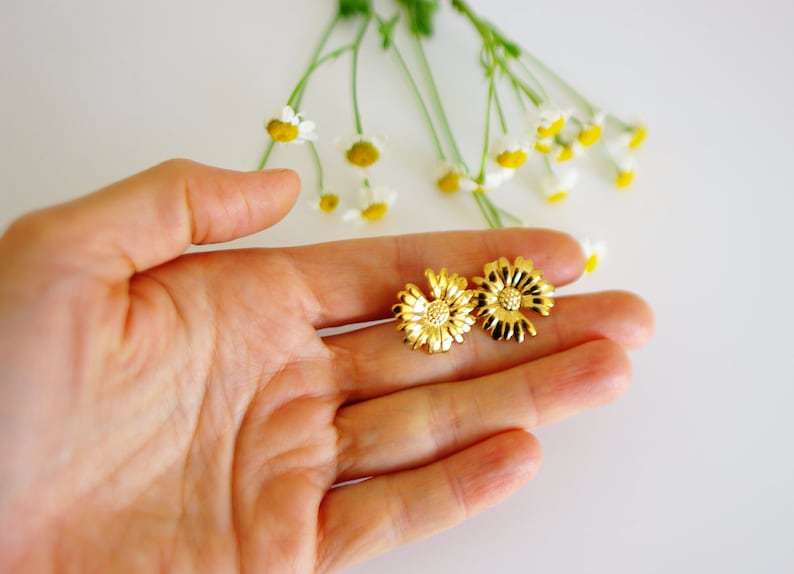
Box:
0, 159, 300, 281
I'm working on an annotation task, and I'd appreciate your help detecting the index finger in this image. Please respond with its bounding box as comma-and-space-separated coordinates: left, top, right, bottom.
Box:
282, 228, 584, 329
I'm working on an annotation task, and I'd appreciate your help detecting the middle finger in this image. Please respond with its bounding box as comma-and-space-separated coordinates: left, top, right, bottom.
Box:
325, 290, 652, 402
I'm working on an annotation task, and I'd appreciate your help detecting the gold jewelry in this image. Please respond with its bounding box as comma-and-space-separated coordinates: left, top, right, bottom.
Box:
392, 268, 477, 354
472, 256, 555, 342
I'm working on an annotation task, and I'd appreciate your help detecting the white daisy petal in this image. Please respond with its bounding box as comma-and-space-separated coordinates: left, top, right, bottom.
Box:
281, 105, 296, 123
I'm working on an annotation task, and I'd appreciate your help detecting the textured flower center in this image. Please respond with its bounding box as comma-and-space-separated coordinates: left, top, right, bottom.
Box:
361, 202, 388, 221
616, 170, 635, 189
267, 120, 298, 143
584, 253, 599, 274
346, 141, 380, 168
578, 124, 602, 147
496, 150, 528, 169
534, 140, 552, 154
318, 194, 339, 213
425, 300, 451, 326
436, 172, 461, 193
497, 286, 522, 311
628, 126, 647, 149
537, 116, 565, 139
545, 190, 569, 203
556, 146, 574, 162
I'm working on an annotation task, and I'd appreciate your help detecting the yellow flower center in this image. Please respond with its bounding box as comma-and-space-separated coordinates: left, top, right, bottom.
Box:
361, 202, 388, 221
537, 116, 565, 139
346, 141, 380, 168
496, 150, 528, 169
545, 190, 569, 203
425, 299, 451, 326
497, 286, 522, 311
436, 172, 461, 193
629, 126, 647, 149
577, 124, 602, 147
318, 194, 339, 213
616, 170, 635, 189
534, 141, 552, 154
266, 119, 298, 143
584, 253, 599, 274
556, 146, 574, 162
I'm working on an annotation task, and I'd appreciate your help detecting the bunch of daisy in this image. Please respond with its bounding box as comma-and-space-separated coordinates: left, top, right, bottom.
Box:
256, 0, 646, 267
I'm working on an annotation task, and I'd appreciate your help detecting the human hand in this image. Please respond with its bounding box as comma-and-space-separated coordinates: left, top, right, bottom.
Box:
0, 160, 653, 573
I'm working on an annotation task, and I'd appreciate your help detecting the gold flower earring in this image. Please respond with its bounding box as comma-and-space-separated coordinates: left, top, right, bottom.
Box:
392, 268, 477, 354
472, 256, 555, 342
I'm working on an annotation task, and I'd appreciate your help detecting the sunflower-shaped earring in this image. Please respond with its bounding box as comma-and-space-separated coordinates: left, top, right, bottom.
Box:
392, 268, 477, 354
472, 256, 555, 342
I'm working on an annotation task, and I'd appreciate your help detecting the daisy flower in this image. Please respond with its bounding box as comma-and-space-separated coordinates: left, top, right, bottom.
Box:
529, 103, 567, 139
435, 161, 468, 194
623, 122, 648, 150
460, 170, 511, 194
531, 126, 578, 162
339, 134, 386, 169
581, 239, 607, 274
534, 137, 554, 154
311, 191, 340, 214
552, 138, 582, 163
576, 111, 607, 147
265, 105, 317, 144
541, 169, 578, 203
615, 157, 636, 189
392, 268, 477, 354
491, 136, 530, 170
343, 184, 397, 224
473, 256, 555, 343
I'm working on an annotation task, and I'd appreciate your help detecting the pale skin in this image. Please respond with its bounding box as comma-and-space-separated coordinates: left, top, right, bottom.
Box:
0, 160, 653, 573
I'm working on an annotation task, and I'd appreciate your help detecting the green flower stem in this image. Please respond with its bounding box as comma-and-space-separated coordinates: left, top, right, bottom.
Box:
605, 113, 634, 131
510, 76, 528, 113
259, 15, 343, 171
514, 57, 549, 102
513, 77, 541, 106
308, 141, 324, 195
257, 139, 276, 171
259, 44, 353, 170
492, 78, 508, 135
496, 206, 524, 226
480, 192, 504, 227
413, 33, 466, 167
484, 198, 504, 227
596, 139, 624, 172
472, 191, 498, 228
290, 13, 341, 109
500, 61, 542, 107
350, 15, 372, 134
520, 50, 595, 115
477, 77, 495, 182
285, 46, 354, 110
453, 0, 542, 108
451, 0, 490, 43
543, 155, 554, 175
388, 37, 446, 160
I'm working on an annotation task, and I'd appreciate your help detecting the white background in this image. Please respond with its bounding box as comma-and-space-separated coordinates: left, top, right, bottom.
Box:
2, 1, 793, 572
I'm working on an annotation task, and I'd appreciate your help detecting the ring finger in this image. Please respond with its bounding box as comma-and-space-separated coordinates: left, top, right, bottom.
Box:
334, 338, 632, 483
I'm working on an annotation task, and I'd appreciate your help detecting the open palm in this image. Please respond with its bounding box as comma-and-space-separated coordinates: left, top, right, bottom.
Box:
0, 161, 652, 573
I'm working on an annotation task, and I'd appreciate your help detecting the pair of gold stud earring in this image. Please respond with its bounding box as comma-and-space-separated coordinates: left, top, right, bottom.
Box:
392, 256, 556, 354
